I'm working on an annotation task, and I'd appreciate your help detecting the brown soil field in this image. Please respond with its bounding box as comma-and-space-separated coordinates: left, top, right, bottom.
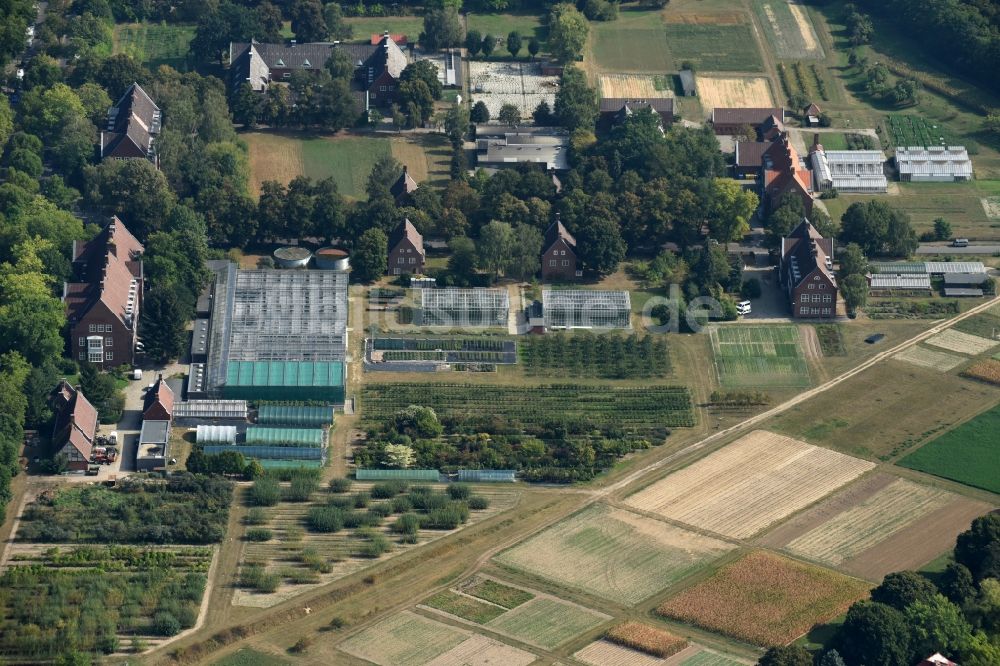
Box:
605, 621, 688, 658
663, 11, 745, 25
657, 551, 870, 647
600, 74, 673, 99
697, 77, 775, 111
625, 431, 875, 539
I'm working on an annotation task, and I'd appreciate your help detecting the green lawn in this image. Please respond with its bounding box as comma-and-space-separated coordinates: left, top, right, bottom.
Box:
213, 649, 290, 666
467, 13, 547, 47
898, 402, 1000, 493
592, 11, 672, 72
344, 16, 425, 42
663, 22, 764, 72
712, 325, 811, 388
484, 597, 606, 649
114, 22, 195, 71
423, 590, 506, 624
818, 133, 849, 150
300, 136, 391, 199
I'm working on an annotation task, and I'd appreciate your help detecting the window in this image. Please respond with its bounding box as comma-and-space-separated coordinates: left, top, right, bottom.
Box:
89, 324, 97, 333
397, 257, 404, 264
88, 352, 103, 363
549, 260, 556, 266
822, 308, 831, 315
408, 257, 416, 264
105, 351, 113, 361
79, 337, 85, 347
380, 86, 387, 92
561, 260, 569, 266
105, 337, 113, 346
102, 324, 110, 332
808, 283, 815, 289
79, 352, 85, 360
282, 73, 291, 79
823, 295, 832, 303
819, 283, 826, 290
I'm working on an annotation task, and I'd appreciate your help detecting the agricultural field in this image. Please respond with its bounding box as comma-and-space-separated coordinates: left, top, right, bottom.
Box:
697, 76, 775, 110
963, 358, 1000, 386
494, 503, 735, 606
899, 402, 1000, 493
600, 74, 673, 98
483, 596, 609, 649
114, 22, 195, 70
234, 482, 520, 608
625, 430, 875, 539
814, 324, 846, 356
883, 114, 958, 149
925, 329, 998, 356
953, 306, 1000, 339
769, 358, 1000, 459
575, 640, 670, 666
752, 0, 823, 59
343, 16, 424, 41
710, 325, 811, 389
212, 649, 290, 666
467, 13, 547, 49
893, 345, 965, 372
759, 474, 993, 580
520, 333, 671, 378
370, 337, 517, 365
663, 21, 764, 72
0, 544, 213, 659
591, 10, 673, 72
657, 551, 870, 647
605, 621, 688, 658
776, 61, 829, 105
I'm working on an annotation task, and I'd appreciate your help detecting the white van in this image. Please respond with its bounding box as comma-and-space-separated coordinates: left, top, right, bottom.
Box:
736, 300, 752, 316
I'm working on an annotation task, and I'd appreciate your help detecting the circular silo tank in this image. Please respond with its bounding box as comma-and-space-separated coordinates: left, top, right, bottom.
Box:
315, 247, 350, 271
273, 246, 312, 268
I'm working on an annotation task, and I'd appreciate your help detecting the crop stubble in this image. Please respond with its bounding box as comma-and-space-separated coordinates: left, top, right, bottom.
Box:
926, 329, 998, 355
893, 345, 965, 372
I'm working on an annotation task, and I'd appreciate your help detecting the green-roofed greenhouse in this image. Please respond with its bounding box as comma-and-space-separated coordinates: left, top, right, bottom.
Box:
245, 426, 326, 447
258, 404, 334, 426
223, 361, 345, 403
356, 469, 441, 481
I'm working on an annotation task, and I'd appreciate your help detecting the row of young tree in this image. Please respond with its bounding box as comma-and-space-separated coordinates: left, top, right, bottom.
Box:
759, 513, 1000, 666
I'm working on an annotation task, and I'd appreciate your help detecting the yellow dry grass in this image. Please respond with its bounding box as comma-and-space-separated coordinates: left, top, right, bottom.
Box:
926, 329, 999, 356
788, 2, 819, 53
697, 76, 775, 111
605, 622, 688, 658
600, 74, 673, 99
424, 634, 538, 666
893, 345, 965, 372
574, 640, 669, 666
390, 136, 429, 183
244, 133, 305, 198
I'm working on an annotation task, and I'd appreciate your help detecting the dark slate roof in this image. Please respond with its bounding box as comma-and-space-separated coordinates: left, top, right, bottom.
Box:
735, 141, 772, 168
389, 167, 419, 200
388, 219, 424, 256
782, 219, 835, 288
712, 107, 785, 126
231, 41, 340, 71
599, 97, 674, 116
361, 35, 407, 85
101, 83, 160, 160
544, 219, 576, 249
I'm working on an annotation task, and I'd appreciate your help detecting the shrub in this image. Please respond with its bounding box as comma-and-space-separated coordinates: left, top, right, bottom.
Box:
411, 491, 449, 512
741, 278, 762, 299
245, 507, 268, 525
468, 495, 490, 510
352, 491, 371, 508
299, 547, 332, 573
370, 480, 408, 498
329, 478, 352, 493
391, 512, 421, 535
152, 611, 182, 636
358, 533, 392, 558
306, 506, 346, 533
447, 483, 471, 500
328, 495, 354, 510
284, 472, 319, 502
421, 502, 470, 529
369, 502, 393, 517
343, 510, 381, 529
245, 528, 272, 542
289, 637, 313, 653
391, 496, 413, 513
249, 477, 281, 507
328, 616, 346, 629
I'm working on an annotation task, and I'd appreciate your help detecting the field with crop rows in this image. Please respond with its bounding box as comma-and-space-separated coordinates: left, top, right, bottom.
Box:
664, 22, 764, 72
114, 22, 195, 70
925, 329, 998, 355
361, 383, 694, 435
600, 74, 672, 98
340, 611, 497, 666
483, 597, 609, 649
494, 503, 734, 605
900, 403, 1000, 493
680, 650, 753, 666
953, 307, 1000, 339
591, 10, 673, 72
711, 326, 811, 388
963, 358, 1000, 385
625, 430, 875, 539
884, 114, 958, 148
520, 333, 670, 378
657, 551, 870, 646
574, 640, 669, 666
893, 345, 965, 372
752, 0, 823, 59
605, 621, 688, 658
234, 483, 519, 608
697, 76, 775, 110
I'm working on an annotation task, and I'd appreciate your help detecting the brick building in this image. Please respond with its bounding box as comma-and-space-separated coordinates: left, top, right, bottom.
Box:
49, 380, 98, 471
541, 217, 579, 281
779, 219, 837, 318
710, 107, 785, 135
143, 374, 175, 421
387, 219, 425, 275
763, 132, 813, 215
99, 83, 161, 166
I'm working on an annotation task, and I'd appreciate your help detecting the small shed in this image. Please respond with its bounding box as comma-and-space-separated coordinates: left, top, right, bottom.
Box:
944, 287, 985, 297
679, 69, 696, 96
137, 420, 170, 472
456, 469, 517, 482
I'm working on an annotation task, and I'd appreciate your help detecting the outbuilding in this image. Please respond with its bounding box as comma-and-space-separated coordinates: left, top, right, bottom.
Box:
137, 420, 170, 472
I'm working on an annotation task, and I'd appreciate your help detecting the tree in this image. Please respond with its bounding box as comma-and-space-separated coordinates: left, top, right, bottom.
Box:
353, 228, 388, 282
905, 594, 973, 662
955, 514, 1000, 582
23, 54, 63, 91
79, 362, 124, 424
872, 571, 940, 611
507, 224, 543, 281
384, 444, 415, 469
366, 154, 404, 200
533, 99, 553, 125
18, 84, 86, 141
393, 405, 443, 438
933, 217, 952, 241
88, 158, 176, 240
0, 95, 13, 151
471, 101, 490, 123
816, 650, 846, 666
528, 37, 541, 59
757, 645, 812, 666
421, 7, 464, 51
891, 78, 920, 106
837, 242, 868, 280
290, 0, 327, 42
401, 60, 443, 101
834, 601, 911, 666
465, 29, 482, 57
549, 3, 589, 63
841, 273, 868, 315
576, 215, 626, 274
939, 562, 976, 606
481, 33, 496, 58
708, 179, 757, 242
139, 289, 188, 363
75, 82, 113, 126
232, 82, 262, 127
507, 31, 522, 58
840, 200, 916, 257
96, 53, 147, 100
323, 3, 353, 41
0, 241, 66, 367
447, 236, 478, 284
444, 103, 470, 148
477, 220, 514, 278
554, 65, 598, 130
498, 103, 521, 126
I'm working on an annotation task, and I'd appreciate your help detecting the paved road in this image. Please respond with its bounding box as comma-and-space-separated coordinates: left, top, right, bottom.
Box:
916, 244, 1000, 255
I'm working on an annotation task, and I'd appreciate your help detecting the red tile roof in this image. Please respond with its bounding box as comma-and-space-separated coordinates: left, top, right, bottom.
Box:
389, 219, 424, 256
66, 218, 143, 329
143, 376, 175, 418
50, 381, 97, 460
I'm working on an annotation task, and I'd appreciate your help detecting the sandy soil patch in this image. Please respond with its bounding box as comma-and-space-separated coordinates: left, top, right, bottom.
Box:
789, 2, 820, 53
600, 74, 673, 98
697, 76, 775, 111
926, 329, 999, 356
424, 634, 537, 666
625, 430, 875, 539
894, 345, 966, 372
981, 196, 1000, 219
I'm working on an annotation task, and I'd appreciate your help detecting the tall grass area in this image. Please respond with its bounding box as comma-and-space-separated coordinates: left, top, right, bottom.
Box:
114, 22, 195, 70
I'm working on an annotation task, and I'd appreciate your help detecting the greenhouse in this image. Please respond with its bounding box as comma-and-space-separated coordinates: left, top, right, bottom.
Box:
456, 469, 517, 482
258, 459, 324, 470
419, 288, 510, 328
542, 290, 632, 329
356, 469, 441, 481
203, 445, 323, 460
222, 361, 345, 403
196, 425, 238, 445
245, 426, 326, 447
257, 405, 334, 426
174, 400, 248, 422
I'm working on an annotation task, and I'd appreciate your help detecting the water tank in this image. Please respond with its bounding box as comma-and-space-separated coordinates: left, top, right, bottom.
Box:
315, 247, 350, 271
273, 246, 312, 268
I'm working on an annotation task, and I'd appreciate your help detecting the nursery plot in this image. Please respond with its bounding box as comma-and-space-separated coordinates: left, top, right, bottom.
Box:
893, 345, 965, 372
710, 325, 811, 388
680, 649, 755, 666
657, 551, 870, 647
626, 430, 875, 539
600, 74, 673, 98
338, 611, 468, 665
752, 0, 824, 59
469, 61, 558, 119
424, 634, 537, 666
900, 402, 1000, 494
925, 329, 999, 356
697, 76, 775, 110
484, 597, 609, 649
963, 358, 1000, 386
494, 503, 734, 606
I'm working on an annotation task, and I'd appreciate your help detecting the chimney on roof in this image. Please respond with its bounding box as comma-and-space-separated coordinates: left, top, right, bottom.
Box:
290, 39, 296, 47
402, 165, 407, 174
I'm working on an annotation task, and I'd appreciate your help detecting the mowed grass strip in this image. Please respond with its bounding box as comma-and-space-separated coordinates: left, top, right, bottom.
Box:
899, 402, 1000, 493
494, 503, 735, 606
467, 13, 548, 47
484, 597, 608, 649
663, 22, 763, 72
751, 0, 823, 59
464, 578, 533, 609
712, 325, 810, 388
114, 22, 195, 69
657, 551, 870, 647
338, 611, 467, 665
680, 650, 751, 666
423, 590, 507, 624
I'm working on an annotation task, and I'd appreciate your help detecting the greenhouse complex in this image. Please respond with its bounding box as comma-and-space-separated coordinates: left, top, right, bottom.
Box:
419, 288, 510, 328
542, 290, 632, 329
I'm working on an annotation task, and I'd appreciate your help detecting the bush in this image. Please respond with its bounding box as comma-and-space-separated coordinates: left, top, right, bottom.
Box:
306, 506, 346, 533
245, 507, 268, 525
152, 611, 182, 636
468, 495, 490, 510
328, 495, 354, 510
358, 533, 392, 558
284, 472, 319, 502
343, 510, 381, 529
352, 491, 371, 508
391, 496, 413, 513
369, 502, 393, 517
391, 512, 421, 535
370, 480, 408, 498
421, 502, 470, 529
298, 547, 332, 573
329, 478, 352, 493
249, 477, 281, 507
411, 491, 449, 512
740, 278, 762, 300
447, 483, 471, 500
289, 637, 313, 653
245, 528, 272, 542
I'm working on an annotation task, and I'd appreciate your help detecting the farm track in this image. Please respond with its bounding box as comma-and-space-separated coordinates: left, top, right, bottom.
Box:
158, 297, 1000, 665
